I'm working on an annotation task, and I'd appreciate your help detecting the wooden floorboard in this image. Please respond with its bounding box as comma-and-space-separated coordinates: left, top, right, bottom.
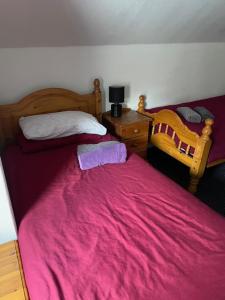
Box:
0, 240, 29, 300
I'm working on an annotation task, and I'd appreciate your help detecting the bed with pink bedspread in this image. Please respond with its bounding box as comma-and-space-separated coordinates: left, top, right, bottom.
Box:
2, 134, 225, 300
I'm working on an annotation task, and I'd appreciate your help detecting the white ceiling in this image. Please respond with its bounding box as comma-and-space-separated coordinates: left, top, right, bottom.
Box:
1, 0, 225, 48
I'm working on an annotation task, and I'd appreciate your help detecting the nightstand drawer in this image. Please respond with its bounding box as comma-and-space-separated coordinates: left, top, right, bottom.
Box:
122, 122, 148, 139
125, 136, 147, 152
102, 110, 150, 159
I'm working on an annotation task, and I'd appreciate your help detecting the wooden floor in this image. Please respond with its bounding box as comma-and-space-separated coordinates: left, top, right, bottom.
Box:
0, 240, 29, 300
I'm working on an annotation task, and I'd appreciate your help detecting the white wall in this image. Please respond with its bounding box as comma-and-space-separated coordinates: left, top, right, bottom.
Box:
0, 158, 17, 244
0, 43, 225, 111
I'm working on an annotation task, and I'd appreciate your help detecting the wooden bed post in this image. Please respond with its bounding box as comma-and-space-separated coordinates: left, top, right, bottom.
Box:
137, 95, 153, 118
94, 79, 102, 122
137, 95, 145, 113
188, 119, 213, 193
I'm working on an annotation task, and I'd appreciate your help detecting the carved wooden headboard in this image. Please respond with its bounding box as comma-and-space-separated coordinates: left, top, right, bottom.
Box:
0, 79, 102, 150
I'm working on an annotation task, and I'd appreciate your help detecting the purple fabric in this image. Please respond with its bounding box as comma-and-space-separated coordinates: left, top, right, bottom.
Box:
146, 95, 225, 164
77, 141, 127, 170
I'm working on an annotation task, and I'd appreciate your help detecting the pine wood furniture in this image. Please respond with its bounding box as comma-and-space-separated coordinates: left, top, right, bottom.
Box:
102, 109, 151, 159
137, 96, 214, 193
0, 240, 29, 300
0, 79, 102, 151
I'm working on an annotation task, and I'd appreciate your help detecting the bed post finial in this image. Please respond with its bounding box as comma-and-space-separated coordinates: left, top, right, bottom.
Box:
94, 79, 100, 93
93, 79, 102, 121
202, 118, 214, 142
137, 95, 145, 113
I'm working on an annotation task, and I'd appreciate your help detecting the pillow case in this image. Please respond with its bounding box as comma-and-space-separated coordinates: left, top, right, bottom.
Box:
19, 111, 107, 140
17, 131, 113, 153
176, 107, 201, 123
194, 106, 215, 120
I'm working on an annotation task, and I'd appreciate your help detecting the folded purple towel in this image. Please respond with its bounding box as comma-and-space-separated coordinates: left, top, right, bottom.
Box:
77, 141, 127, 170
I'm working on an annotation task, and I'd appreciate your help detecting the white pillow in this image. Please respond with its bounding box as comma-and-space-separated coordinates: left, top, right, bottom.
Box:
19, 111, 107, 140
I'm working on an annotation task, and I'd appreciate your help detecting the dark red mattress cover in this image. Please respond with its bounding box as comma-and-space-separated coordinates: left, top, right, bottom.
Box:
2, 136, 225, 300
146, 95, 225, 163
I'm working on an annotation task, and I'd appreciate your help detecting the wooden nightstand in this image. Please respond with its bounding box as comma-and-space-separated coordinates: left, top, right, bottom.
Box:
0, 240, 29, 300
102, 109, 151, 159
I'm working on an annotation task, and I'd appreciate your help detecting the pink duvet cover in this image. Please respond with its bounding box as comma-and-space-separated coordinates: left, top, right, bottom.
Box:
146, 95, 225, 164
3, 135, 225, 300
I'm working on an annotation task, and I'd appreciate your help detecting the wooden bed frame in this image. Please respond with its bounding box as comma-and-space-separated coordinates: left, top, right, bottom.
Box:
0, 79, 102, 299
137, 96, 214, 194
0, 79, 102, 151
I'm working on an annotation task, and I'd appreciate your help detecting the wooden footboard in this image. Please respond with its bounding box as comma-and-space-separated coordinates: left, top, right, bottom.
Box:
137, 96, 213, 193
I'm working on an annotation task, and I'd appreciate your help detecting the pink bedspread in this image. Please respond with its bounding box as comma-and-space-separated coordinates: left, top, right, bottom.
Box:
3, 137, 225, 300
146, 95, 225, 164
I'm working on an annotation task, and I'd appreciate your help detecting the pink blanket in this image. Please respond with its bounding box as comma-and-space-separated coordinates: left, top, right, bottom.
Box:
146, 95, 225, 164
3, 137, 225, 300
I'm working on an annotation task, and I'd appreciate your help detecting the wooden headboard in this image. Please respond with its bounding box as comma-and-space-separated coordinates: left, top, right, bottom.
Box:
0, 79, 102, 150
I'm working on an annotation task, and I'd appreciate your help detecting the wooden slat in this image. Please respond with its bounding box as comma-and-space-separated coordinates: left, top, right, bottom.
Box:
152, 125, 155, 135
178, 140, 182, 151
186, 144, 191, 155
158, 123, 162, 133
172, 131, 175, 140
165, 124, 169, 134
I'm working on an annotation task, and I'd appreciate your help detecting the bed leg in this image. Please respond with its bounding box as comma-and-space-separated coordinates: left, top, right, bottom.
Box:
188, 175, 200, 194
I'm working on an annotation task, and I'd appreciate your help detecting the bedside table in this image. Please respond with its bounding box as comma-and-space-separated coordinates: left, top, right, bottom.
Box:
102, 109, 151, 159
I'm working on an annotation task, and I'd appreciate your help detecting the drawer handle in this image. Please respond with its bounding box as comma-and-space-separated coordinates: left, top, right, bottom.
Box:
133, 129, 139, 134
